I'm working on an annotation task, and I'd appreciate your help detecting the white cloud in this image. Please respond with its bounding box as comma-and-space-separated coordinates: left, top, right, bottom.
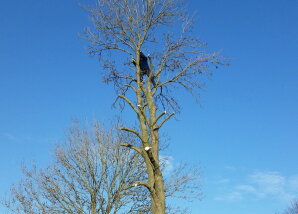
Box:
249, 171, 286, 198
214, 171, 298, 203
160, 155, 174, 174
250, 171, 285, 192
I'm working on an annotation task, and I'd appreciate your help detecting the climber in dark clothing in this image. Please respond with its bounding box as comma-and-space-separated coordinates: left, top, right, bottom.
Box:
132, 52, 156, 87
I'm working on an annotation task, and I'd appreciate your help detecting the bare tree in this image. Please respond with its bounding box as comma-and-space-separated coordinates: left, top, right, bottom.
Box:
2, 122, 200, 214
2, 123, 149, 214
283, 199, 298, 214
83, 0, 224, 213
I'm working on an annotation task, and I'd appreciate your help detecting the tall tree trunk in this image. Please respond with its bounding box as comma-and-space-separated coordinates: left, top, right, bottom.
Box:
151, 170, 166, 214
148, 83, 166, 214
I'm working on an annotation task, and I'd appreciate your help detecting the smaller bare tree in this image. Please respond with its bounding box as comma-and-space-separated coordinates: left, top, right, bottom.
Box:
2, 121, 201, 214
2, 122, 148, 214
283, 199, 298, 214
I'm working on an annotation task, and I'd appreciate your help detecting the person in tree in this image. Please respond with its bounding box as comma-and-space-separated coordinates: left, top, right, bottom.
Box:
132, 52, 156, 86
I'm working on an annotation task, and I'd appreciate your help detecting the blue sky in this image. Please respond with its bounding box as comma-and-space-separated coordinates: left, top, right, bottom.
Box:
0, 0, 298, 213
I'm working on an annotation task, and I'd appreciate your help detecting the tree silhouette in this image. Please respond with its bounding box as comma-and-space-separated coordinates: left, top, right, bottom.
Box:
84, 0, 224, 213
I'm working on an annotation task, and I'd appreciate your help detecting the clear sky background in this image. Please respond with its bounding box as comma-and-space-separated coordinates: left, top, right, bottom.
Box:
0, 0, 298, 213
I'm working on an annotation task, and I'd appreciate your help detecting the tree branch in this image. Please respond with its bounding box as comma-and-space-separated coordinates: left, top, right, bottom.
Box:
120, 127, 142, 141
120, 143, 142, 155
158, 55, 215, 88
124, 84, 137, 93
153, 110, 166, 126
118, 95, 138, 114
157, 113, 175, 129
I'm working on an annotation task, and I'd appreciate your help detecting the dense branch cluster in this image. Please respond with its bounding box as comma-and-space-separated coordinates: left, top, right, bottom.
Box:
84, 0, 225, 113
282, 200, 298, 214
